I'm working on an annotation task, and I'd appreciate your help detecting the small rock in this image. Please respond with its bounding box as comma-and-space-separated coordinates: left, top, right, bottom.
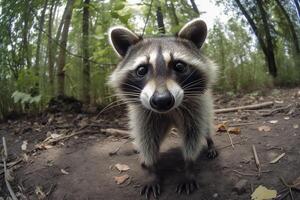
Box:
212, 193, 218, 198
233, 179, 248, 195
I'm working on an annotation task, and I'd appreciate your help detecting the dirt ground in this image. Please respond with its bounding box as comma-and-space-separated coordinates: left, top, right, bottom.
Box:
0, 88, 300, 200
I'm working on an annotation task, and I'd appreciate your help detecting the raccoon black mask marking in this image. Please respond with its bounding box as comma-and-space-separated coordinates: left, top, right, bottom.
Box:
108, 18, 218, 198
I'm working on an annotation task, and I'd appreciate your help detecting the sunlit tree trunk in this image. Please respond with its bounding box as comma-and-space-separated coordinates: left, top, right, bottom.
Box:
57, 0, 75, 96
276, 0, 300, 53
82, 0, 90, 104
156, 6, 165, 34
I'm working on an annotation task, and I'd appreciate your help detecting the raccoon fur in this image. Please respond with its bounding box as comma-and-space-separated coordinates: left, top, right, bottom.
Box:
108, 18, 218, 198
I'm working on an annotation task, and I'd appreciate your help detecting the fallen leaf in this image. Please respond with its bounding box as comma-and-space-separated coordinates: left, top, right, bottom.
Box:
216, 123, 228, 132
292, 176, 300, 190
251, 185, 277, 200
114, 174, 130, 185
60, 169, 69, 175
269, 120, 278, 124
35, 186, 46, 200
293, 124, 299, 129
115, 163, 130, 172
228, 127, 241, 135
258, 125, 271, 132
21, 140, 28, 151
270, 153, 285, 164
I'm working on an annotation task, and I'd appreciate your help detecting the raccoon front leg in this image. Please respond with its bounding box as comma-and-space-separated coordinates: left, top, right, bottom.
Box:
176, 124, 202, 195
131, 112, 169, 199
206, 135, 218, 159
138, 134, 161, 199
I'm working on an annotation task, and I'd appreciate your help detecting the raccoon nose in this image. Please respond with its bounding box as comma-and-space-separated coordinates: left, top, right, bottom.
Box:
150, 91, 175, 111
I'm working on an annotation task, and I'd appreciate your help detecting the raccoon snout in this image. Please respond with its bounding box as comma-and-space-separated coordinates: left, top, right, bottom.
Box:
150, 91, 175, 112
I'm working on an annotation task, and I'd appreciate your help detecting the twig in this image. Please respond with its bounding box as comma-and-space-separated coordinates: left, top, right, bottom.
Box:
216, 141, 243, 150
233, 169, 272, 177
215, 101, 274, 114
100, 128, 129, 138
38, 128, 129, 149
228, 122, 256, 127
142, 0, 154, 36
252, 145, 261, 177
2, 137, 18, 200
226, 131, 234, 149
280, 177, 295, 200
261, 104, 292, 117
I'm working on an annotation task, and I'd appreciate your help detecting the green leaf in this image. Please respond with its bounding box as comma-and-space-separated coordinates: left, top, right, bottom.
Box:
114, 1, 125, 10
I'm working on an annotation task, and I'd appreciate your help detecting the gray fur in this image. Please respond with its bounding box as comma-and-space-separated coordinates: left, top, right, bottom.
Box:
108, 19, 218, 168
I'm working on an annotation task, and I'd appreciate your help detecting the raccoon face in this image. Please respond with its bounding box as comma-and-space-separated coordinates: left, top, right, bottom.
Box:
108, 19, 217, 113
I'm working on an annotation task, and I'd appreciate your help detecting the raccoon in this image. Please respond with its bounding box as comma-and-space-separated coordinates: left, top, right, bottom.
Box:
108, 18, 218, 199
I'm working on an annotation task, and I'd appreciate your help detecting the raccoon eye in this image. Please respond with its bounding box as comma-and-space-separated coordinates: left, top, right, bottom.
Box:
136, 64, 148, 77
173, 61, 187, 73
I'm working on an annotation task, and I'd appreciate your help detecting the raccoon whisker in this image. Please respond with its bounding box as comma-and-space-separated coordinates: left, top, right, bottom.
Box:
179, 69, 197, 85
184, 87, 206, 92
105, 92, 140, 99
145, 109, 153, 123
178, 104, 194, 118
98, 99, 140, 116
182, 79, 206, 89
106, 93, 140, 99
121, 83, 142, 92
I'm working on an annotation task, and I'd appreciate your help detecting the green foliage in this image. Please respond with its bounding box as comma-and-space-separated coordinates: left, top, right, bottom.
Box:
0, 0, 299, 119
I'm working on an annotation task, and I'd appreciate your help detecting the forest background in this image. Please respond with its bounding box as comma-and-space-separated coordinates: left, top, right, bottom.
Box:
0, 0, 299, 119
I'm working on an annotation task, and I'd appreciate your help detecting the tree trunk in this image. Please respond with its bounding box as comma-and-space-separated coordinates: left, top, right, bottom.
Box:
48, 0, 56, 96
156, 6, 165, 34
256, 0, 277, 77
22, 1, 32, 68
276, 0, 300, 53
169, 0, 179, 26
234, 0, 277, 77
82, 0, 90, 104
56, 0, 75, 96
189, 0, 200, 15
294, 0, 300, 20
35, 0, 49, 75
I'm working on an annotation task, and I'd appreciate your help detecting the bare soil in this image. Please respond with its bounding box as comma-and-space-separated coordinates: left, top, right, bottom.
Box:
0, 88, 300, 200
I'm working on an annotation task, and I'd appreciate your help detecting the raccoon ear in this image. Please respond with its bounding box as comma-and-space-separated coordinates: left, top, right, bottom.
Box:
178, 19, 207, 48
108, 26, 141, 57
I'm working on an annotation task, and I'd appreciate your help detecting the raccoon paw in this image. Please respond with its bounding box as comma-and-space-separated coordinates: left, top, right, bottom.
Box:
207, 147, 218, 159
176, 178, 199, 195
140, 181, 161, 199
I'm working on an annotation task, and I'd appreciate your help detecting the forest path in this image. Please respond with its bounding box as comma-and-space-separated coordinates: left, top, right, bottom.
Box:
1, 88, 300, 200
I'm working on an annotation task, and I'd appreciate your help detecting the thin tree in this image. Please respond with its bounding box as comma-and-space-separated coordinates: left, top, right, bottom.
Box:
156, 6, 165, 34
167, 0, 179, 26
47, 0, 56, 95
35, 0, 49, 75
275, 0, 300, 53
294, 0, 300, 20
234, 0, 277, 77
256, 0, 277, 77
82, 0, 90, 104
189, 0, 200, 15
57, 0, 75, 96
